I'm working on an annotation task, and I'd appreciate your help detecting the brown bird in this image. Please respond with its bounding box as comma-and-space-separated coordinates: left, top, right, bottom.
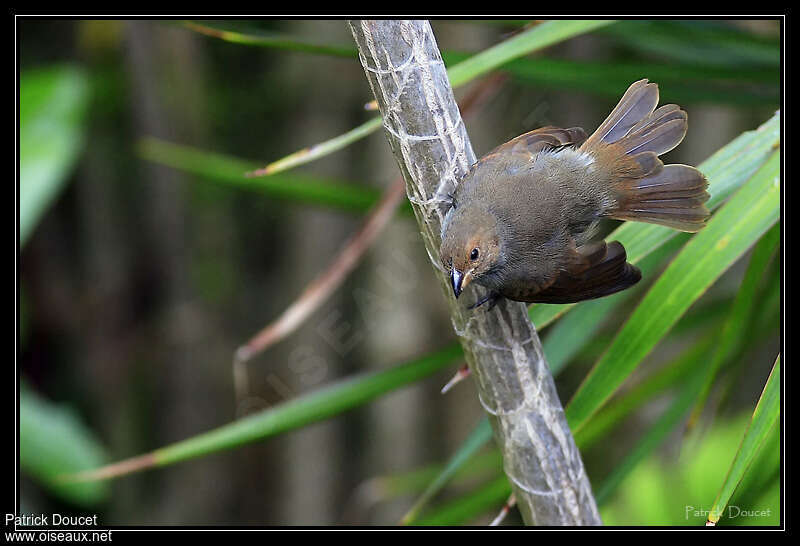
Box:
440, 79, 710, 309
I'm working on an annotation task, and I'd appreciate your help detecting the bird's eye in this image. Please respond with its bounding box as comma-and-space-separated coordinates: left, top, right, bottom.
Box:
470, 248, 479, 261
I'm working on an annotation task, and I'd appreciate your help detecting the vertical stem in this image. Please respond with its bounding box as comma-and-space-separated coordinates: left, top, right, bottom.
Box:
349, 19, 601, 525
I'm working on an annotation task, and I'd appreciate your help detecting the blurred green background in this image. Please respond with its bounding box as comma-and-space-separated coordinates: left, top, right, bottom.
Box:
18, 19, 781, 526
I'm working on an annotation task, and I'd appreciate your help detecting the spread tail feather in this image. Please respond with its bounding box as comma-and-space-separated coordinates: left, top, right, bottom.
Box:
581, 79, 710, 232
581, 79, 659, 150
609, 164, 710, 232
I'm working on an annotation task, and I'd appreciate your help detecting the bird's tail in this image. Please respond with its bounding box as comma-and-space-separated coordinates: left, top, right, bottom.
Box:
581, 79, 710, 232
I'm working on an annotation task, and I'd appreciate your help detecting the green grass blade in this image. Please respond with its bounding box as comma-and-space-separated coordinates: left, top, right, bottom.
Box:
502, 57, 777, 106
707, 355, 780, 525
599, 20, 779, 68
65, 344, 462, 482
415, 475, 512, 526
144, 21, 617, 202
230, 21, 616, 182
542, 296, 619, 375
401, 418, 493, 525
576, 334, 714, 451
183, 21, 358, 57
361, 449, 504, 505
465, 20, 779, 68
689, 223, 780, 426
575, 262, 777, 452
137, 137, 384, 213
20, 382, 109, 506
566, 150, 780, 433
186, 21, 775, 107
20, 65, 90, 246
248, 117, 384, 177
446, 20, 614, 88
594, 363, 708, 505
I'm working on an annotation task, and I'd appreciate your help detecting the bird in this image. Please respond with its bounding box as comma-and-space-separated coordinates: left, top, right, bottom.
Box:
440, 79, 710, 309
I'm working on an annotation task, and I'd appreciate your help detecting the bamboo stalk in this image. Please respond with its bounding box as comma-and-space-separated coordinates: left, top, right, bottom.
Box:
349, 19, 601, 526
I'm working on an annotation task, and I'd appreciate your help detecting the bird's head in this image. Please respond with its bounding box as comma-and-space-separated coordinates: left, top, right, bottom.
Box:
440, 207, 502, 299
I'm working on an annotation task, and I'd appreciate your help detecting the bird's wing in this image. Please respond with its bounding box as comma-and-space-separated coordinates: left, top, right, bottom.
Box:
524, 241, 641, 304
480, 126, 588, 164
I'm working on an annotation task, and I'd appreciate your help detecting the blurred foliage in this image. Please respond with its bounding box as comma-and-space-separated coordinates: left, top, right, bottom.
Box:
19, 382, 109, 506
19, 65, 90, 246
601, 413, 779, 526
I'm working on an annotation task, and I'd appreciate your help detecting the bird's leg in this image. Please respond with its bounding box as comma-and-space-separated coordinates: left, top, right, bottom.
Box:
469, 291, 502, 311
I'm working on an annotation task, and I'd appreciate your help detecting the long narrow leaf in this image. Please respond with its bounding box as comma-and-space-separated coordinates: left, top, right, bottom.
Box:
689, 223, 780, 426
20, 65, 90, 246
707, 356, 780, 525
599, 20, 779, 68
247, 117, 384, 177
401, 418, 493, 525
594, 364, 708, 505
445, 20, 613, 88
567, 150, 780, 433
138, 137, 384, 213
503, 57, 777, 106
20, 382, 109, 505
244, 21, 615, 179
575, 335, 714, 451
184, 21, 358, 57
186, 21, 776, 107
415, 475, 512, 526
64, 344, 462, 482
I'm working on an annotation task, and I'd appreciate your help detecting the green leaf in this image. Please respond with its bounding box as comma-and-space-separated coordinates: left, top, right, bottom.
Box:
708, 355, 780, 525
175, 21, 616, 183
690, 223, 780, 426
137, 137, 385, 214
415, 475, 512, 526
599, 20, 779, 68
20, 382, 109, 506
66, 344, 462, 482
247, 117, 384, 177
361, 449, 503, 502
575, 334, 714, 451
726, 423, 779, 526
567, 149, 780, 433
594, 363, 708, 505
20, 65, 90, 246
446, 20, 614, 88
542, 297, 622, 376
401, 418, 493, 525
183, 21, 358, 57
499, 57, 777, 106
186, 21, 776, 107
599, 413, 778, 525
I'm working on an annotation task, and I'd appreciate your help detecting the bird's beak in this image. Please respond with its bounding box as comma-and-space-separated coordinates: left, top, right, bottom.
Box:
451, 269, 464, 298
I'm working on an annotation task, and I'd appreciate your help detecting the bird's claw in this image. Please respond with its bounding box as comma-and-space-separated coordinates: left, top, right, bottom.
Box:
468, 292, 502, 311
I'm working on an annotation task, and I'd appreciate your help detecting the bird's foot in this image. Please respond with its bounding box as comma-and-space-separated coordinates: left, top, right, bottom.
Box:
469, 292, 502, 311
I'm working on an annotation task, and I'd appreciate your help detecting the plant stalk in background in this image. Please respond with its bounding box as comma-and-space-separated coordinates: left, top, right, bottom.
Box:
349, 19, 601, 526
